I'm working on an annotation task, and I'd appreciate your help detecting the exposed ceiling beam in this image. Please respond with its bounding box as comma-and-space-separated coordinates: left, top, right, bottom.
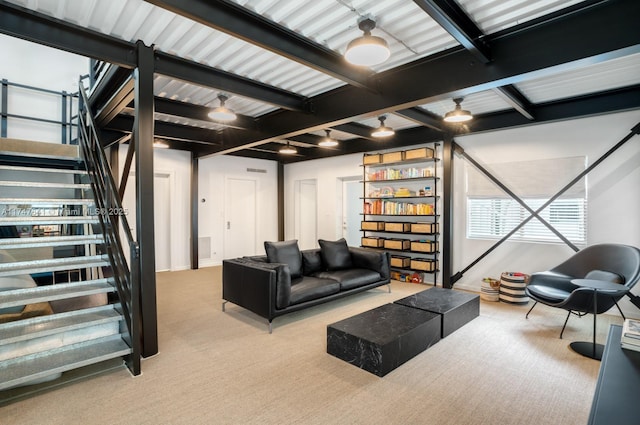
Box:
153, 97, 256, 130
0, 1, 135, 67
196, 0, 640, 156
332, 122, 379, 141
467, 84, 640, 134
395, 108, 444, 131
106, 115, 223, 147
95, 77, 135, 128
0, 1, 307, 112
146, 0, 375, 90
493, 85, 535, 120
380, 84, 640, 144
412, 0, 491, 63
153, 52, 306, 112
413, 0, 535, 120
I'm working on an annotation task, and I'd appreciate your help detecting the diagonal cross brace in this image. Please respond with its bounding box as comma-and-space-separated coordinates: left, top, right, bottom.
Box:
451, 121, 640, 284
456, 143, 579, 251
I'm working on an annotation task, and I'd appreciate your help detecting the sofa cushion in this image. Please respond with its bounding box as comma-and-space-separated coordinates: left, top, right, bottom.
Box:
318, 238, 352, 271
314, 269, 382, 290
264, 240, 303, 279
585, 269, 625, 284
290, 277, 340, 305
302, 250, 324, 275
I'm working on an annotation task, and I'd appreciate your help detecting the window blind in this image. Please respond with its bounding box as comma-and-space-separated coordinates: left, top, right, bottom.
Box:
466, 156, 587, 244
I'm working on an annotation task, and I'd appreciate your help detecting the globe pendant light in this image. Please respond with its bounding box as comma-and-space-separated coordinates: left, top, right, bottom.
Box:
319, 129, 339, 147
279, 141, 297, 154
371, 115, 395, 138
344, 18, 390, 67
443, 98, 473, 123
208, 94, 237, 122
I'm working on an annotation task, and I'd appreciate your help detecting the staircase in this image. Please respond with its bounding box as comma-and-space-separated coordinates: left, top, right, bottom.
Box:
0, 138, 139, 403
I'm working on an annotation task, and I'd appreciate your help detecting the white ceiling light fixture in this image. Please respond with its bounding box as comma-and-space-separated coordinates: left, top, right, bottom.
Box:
371, 115, 395, 138
318, 129, 339, 147
208, 94, 237, 122
443, 97, 473, 123
153, 139, 169, 149
279, 141, 297, 155
344, 18, 390, 67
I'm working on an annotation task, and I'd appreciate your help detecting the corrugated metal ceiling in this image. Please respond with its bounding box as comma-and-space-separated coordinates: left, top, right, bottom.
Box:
3, 0, 637, 157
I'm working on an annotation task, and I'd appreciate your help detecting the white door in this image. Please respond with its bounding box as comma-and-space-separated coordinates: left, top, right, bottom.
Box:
224, 177, 257, 259
342, 179, 361, 247
294, 179, 317, 249
122, 172, 172, 271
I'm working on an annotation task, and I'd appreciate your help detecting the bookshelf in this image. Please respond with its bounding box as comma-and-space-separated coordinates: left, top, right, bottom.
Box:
361, 145, 440, 285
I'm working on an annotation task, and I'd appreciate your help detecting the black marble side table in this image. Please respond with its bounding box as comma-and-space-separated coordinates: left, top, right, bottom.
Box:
394, 287, 480, 338
327, 303, 441, 376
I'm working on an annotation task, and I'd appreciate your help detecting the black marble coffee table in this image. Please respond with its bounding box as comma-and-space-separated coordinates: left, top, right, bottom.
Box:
394, 287, 479, 338
327, 303, 440, 377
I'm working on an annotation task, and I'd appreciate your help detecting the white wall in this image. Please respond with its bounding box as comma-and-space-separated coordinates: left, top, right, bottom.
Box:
118, 147, 193, 271
0, 34, 89, 143
198, 155, 278, 266
284, 111, 640, 315
451, 110, 640, 316
284, 153, 361, 242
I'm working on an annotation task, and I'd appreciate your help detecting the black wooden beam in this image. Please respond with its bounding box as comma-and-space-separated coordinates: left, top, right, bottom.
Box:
493, 85, 535, 120
146, 0, 374, 90
395, 107, 444, 131
154, 52, 307, 112
196, 0, 640, 156
412, 0, 491, 63
332, 122, 378, 141
190, 153, 199, 270
0, 1, 307, 112
0, 1, 136, 67
95, 77, 134, 128
154, 97, 256, 130
133, 42, 158, 358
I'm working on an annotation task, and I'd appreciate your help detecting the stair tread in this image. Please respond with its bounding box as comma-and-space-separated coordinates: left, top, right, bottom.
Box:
0, 165, 87, 174
0, 181, 91, 189
0, 235, 104, 249
0, 148, 80, 162
0, 216, 99, 225
0, 335, 130, 391
0, 255, 110, 278
0, 198, 94, 204
0, 305, 121, 346
0, 278, 115, 308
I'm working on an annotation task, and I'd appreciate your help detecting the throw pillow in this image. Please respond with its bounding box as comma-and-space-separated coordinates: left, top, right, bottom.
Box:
318, 238, 352, 271
264, 240, 303, 278
302, 250, 323, 275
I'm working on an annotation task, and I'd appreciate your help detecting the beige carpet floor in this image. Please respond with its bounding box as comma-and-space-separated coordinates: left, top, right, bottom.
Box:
2, 266, 621, 425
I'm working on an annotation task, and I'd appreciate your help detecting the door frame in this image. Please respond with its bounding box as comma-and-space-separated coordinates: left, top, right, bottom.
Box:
223, 175, 259, 258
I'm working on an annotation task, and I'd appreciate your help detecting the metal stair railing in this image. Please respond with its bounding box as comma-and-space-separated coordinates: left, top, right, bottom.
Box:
76, 80, 141, 376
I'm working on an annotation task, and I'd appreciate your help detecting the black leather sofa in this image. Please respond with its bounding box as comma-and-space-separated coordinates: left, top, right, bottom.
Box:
222, 239, 391, 332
